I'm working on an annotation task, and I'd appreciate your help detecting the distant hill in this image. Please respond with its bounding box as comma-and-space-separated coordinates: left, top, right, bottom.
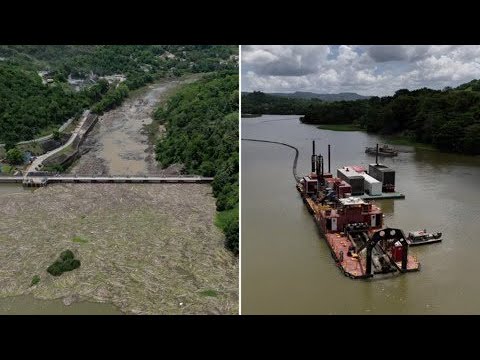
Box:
265, 91, 370, 102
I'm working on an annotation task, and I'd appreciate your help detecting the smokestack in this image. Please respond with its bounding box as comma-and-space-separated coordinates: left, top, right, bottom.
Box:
311, 140, 316, 173
316, 155, 321, 191
320, 155, 325, 186
328, 144, 331, 173
376, 143, 379, 165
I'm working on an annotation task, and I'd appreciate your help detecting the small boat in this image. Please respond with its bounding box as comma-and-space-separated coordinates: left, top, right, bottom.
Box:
406, 229, 442, 246
365, 144, 398, 157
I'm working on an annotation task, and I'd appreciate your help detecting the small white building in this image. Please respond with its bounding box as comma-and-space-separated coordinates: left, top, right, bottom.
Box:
361, 173, 382, 195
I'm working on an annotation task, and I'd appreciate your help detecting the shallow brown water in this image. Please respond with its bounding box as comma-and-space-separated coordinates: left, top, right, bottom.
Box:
0, 295, 122, 315
241, 115, 480, 314
70, 79, 188, 176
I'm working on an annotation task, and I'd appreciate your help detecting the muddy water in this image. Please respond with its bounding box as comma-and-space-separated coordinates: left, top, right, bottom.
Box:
242, 114, 480, 314
0, 295, 122, 315
0, 184, 28, 196
70, 79, 189, 175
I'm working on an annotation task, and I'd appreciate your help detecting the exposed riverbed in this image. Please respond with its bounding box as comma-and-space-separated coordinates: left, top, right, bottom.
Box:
0, 183, 237, 314
69, 77, 197, 176
0, 76, 238, 314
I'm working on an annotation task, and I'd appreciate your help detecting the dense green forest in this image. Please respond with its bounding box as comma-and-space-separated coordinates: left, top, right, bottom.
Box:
243, 83, 480, 155
0, 62, 86, 143
154, 71, 239, 254
301, 83, 480, 154
241, 91, 320, 115
0, 45, 238, 144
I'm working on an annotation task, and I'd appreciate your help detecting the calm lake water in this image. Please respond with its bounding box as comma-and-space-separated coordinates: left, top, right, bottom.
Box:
241, 114, 480, 314
0, 183, 28, 196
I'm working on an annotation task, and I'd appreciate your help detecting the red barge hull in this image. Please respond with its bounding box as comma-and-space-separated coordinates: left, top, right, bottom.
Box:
296, 143, 420, 279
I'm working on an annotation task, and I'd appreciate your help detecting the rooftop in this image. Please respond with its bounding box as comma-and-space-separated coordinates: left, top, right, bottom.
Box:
339, 197, 367, 206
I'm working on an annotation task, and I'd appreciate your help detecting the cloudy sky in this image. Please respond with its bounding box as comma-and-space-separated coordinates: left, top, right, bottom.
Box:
241, 45, 480, 96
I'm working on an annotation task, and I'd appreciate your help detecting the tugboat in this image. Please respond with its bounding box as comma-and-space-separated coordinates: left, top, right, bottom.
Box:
406, 229, 442, 246
365, 144, 398, 157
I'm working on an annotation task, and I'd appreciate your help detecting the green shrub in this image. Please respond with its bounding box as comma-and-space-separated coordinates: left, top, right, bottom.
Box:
62, 258, 81, 272
200, 289, 218, 297
52, 129, 61, 140
6, 147, 23, 165
60, 250, 74, 261
225, 220, 239, 255
30, 275, 40, 286
47, 250, 81, 276
47, 261, 63, 276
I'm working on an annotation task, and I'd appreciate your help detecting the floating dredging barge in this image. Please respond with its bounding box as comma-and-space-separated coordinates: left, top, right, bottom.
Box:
296, 141, 420, 279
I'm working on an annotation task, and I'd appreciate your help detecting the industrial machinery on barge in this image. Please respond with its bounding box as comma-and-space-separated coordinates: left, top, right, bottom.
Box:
296, 141, 420, 279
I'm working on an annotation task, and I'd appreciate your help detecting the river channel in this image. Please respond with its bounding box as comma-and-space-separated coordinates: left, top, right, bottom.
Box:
0, 76, 237, 315
242, 114, 480, 314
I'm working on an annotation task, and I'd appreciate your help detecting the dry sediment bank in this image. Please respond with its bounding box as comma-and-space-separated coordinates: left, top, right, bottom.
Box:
69, 78, 197, 176
0, 183, 238, 314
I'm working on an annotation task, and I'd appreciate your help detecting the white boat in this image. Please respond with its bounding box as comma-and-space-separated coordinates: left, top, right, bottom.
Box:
406, 229, 442, 246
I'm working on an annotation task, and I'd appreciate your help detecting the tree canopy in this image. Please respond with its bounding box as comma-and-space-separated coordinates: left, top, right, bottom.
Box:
0, 45, 238, 144
241, 91, 318, 115
242, 84, 480, 155
155, 71, 239, 254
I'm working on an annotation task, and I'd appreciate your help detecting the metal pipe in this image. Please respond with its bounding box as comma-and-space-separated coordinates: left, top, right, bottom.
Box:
402, 239, 408, 271
316, 155, 321, 191
311, 141, 316, 173
366, 246, 372, 275
376, 143, 379, 165
328, 144, 331, 173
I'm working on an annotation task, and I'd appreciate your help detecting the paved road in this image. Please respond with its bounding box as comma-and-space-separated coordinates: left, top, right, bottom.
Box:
24, 110, 90, 177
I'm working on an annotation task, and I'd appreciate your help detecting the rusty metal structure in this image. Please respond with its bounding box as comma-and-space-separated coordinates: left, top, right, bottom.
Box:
297, 141, 420, 279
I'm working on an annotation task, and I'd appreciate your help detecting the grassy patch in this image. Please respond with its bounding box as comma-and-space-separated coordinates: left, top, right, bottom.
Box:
317, 123, 363, 131
0, 164, 14, 174
57, 144, 75, 156
72, 236, 88, 244
18, 141, 44, 156
30, 275, 40, 286
42, 164, 65, 173
200, 289, 218, 297
383, 135, 437, 151
215, 206, 239, 232
36, 126, 58, 138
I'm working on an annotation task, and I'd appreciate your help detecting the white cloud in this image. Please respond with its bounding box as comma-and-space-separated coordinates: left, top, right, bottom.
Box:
242, 45, 480, 96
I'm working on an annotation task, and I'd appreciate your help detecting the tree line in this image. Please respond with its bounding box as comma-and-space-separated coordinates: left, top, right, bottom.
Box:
242, 83, 480, 155
154, 71, 239, 254
241, 91, 318, 115
0, 45, 238, 144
